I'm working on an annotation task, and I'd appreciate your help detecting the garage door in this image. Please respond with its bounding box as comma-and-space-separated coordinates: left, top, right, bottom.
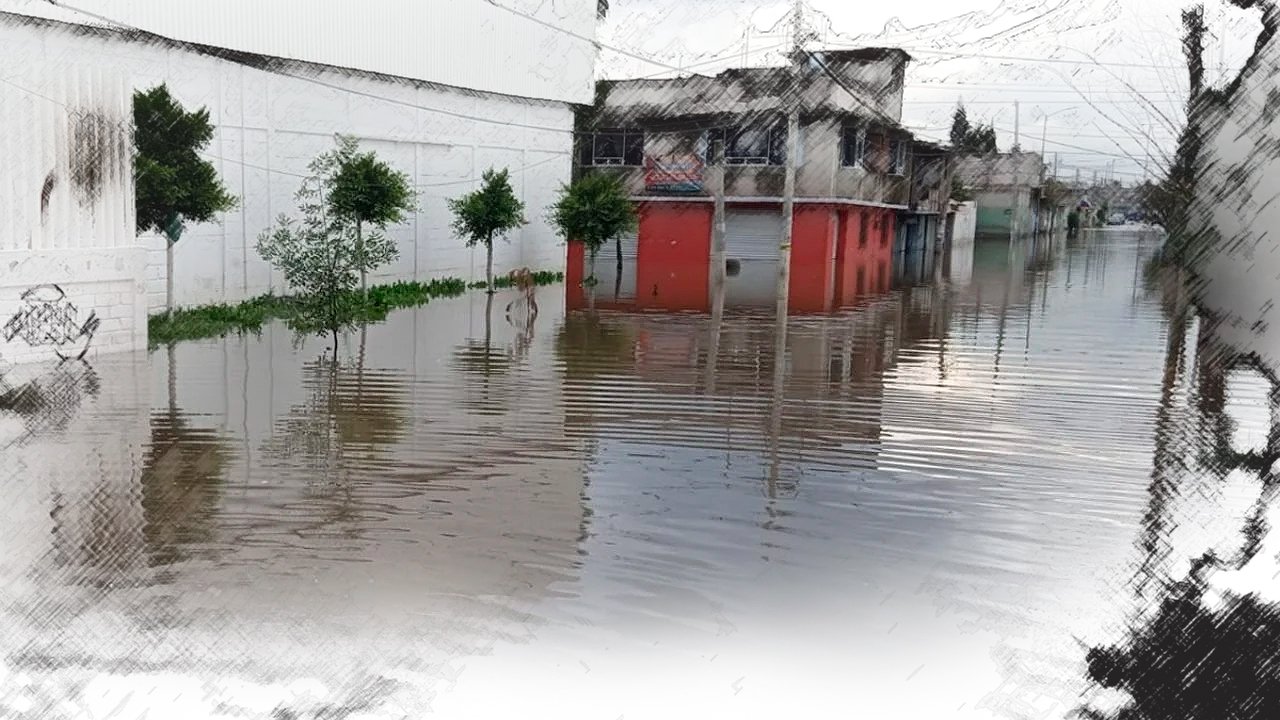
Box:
725, 209, 783, 262
589, 231, 639, 299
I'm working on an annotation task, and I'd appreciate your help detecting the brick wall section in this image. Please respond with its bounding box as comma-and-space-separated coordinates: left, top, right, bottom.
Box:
0, 248, 149, 366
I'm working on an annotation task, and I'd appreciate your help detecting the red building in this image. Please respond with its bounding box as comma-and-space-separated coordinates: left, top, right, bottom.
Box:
567, 47, 950, 313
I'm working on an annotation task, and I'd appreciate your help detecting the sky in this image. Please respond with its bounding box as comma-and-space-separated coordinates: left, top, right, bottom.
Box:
597, 0, 1267, 184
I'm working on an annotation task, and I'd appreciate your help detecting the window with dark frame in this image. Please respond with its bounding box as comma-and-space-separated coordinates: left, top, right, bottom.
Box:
718, 124, 786, 165
589, 128, 645, 166
889, 138, 908, 176
841, 125, 867, 168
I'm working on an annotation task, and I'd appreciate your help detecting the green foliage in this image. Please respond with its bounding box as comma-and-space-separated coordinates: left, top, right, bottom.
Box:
449, 168, 527, 250
133, 84, 237, 240
256, 137, 400, 349
449, 168, 527, 292
950, 177, 974, 202
147, 274, 560, 348
467, 270, 563, 290
327, 137, 416, 228
549, 173, 637, 276
948, 104, 998, 155
949, 103, 971, 149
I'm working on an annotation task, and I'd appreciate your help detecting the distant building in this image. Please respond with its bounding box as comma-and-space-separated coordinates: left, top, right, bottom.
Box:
571, 47, 953, 310
952, 152, 1045, 239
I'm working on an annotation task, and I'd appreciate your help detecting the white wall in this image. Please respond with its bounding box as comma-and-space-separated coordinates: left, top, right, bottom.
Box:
951, 201, 977, 246
0, 56, 144, 365
0, 13, 575, 313
0, 0, 598, 105
1189, 28, 1280, 373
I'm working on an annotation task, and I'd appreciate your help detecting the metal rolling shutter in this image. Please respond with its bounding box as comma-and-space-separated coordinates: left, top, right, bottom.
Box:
725, 209, 783, 262
590, 231, 639, 299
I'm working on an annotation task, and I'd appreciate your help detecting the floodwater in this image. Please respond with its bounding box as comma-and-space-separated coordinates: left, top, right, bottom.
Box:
0, 228, 1272, 719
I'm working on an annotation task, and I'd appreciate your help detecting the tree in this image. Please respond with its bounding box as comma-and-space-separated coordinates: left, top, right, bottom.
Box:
448, 168, 527, 294
133, 84, 238, 312
549, 173, 638, 287
950, 177, 974, 202
969, 124, 998, 154
949, 103, 971, 149
256, 140, 398, 357
325, 135, 416, 296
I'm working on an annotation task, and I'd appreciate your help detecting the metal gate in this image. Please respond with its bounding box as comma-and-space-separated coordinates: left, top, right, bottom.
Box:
725, 209, 784, 262
590, 231, 639, 299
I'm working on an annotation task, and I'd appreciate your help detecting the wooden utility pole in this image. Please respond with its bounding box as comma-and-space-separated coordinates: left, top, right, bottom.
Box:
776, 0, 803, 324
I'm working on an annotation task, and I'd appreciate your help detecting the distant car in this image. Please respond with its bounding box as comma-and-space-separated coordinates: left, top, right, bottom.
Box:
1108, 213, 1126, 225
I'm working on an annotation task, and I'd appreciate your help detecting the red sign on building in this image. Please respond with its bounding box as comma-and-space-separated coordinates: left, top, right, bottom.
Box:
644, 154, 705, 193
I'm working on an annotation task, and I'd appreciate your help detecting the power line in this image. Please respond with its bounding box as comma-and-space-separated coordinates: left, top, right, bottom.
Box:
482, 0, 685, 72
828, 43, 1190, 71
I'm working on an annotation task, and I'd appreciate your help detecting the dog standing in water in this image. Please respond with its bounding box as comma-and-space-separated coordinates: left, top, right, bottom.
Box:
505, 267, 539, 332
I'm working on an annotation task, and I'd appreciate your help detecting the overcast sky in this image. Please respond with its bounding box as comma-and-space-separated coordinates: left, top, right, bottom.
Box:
598, 0, 1266, 184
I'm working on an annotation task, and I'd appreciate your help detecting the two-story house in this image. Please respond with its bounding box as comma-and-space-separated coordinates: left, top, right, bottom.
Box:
567, 47, 951, 312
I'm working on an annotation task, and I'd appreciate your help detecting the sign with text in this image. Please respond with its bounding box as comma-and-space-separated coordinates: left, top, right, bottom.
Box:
644, 154, 705, 193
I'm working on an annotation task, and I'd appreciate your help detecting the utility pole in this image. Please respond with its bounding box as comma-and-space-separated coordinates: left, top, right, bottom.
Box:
776, 0, 803, 324
709, 139, 727, 299
1013, 100, 1020, 150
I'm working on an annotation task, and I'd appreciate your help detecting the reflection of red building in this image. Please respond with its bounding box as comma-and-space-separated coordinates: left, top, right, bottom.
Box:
566, 201, 895, 313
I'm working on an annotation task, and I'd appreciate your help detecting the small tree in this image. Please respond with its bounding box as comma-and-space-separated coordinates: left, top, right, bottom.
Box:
134, 84, 238, 312
448, 168, 527, 294
949, 103, 971, 149
256, 142, 398, 357
325, 135, 416, 295
549, 173, 637, 286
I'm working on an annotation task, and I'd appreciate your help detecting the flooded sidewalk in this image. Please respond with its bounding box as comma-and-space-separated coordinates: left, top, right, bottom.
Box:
1, 229, 1264, 719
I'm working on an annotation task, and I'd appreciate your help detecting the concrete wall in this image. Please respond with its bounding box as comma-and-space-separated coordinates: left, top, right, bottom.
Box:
953, 152, 1045, 189
950, 201, 977, 246
600, 53, 906, 125
1187, 22, 1280, 373
973, 188, 1035, 239
588, 120, 911, 206
0, 14, 575, 314
0, 0, 599, 105
0, 57, 144, 365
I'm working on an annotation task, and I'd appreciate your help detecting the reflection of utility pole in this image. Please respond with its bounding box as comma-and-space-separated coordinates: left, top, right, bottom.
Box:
707, 140, 727, 394
767, 303, 787, 500
776, 0, 803, 326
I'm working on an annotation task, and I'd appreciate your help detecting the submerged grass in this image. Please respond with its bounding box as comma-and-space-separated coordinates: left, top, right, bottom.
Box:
149, 271, 563, 348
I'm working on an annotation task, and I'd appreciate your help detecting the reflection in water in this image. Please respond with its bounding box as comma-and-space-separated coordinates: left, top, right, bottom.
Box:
5, 231, 1263, 718
1075, 240, 1280, 718
0, 359, 100, 448
141, 410, 235, 569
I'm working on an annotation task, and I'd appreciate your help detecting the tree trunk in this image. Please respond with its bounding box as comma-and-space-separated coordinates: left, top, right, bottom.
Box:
486, 233, 495, 295
357, 220, 367, 297
166, 239, 175, 313
615, 235, 623, 280
332, 328, 339, 362
167, 342, 177, 417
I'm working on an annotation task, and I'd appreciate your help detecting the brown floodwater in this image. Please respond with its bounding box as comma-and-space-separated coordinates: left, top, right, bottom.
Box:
1, 229, 1272, 719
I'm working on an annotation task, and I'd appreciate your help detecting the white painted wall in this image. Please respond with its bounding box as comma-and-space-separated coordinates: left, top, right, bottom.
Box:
0, 0, 598, 105
0, 56, 144, 365
950, 201, 977, 246
1, 13, 575, 313
1189, 29, 1280, 373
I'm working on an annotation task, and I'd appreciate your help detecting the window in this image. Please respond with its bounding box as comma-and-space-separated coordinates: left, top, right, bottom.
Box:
856, 267, 866, 296
881, 215, 891, 248
589, 128, 644, 166
723, 124, 786, 165
841, 125, 867, 168
857, 211, 868, 249
889, 138, 908, 176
